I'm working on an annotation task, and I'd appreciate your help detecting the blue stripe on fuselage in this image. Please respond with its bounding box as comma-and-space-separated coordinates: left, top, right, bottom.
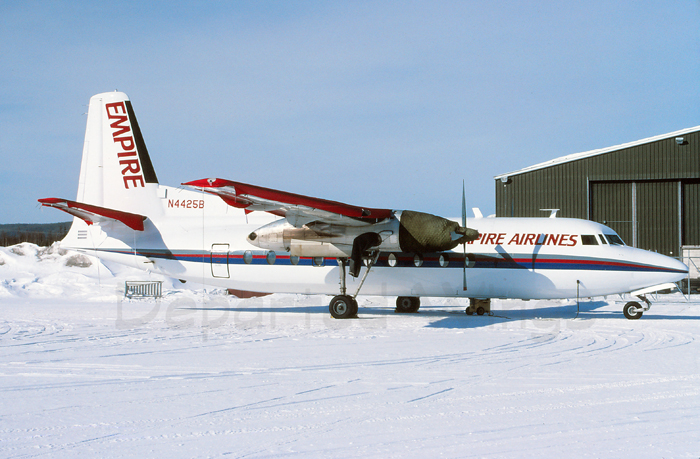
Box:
93, 248, 686, 274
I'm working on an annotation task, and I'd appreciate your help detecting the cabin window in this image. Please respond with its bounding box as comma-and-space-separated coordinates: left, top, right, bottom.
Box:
290, 255, 300, 265
266, 251, 276, 265
413, 254, 423, 267
464, 253, 476, 269
598, 234, 608, 244
581, 235, 598, 245
439, 254, 450, 267
387, 253, 398, 267
312, 257, 325, 267
243, 250, 253, 264
604, 234, 625, 246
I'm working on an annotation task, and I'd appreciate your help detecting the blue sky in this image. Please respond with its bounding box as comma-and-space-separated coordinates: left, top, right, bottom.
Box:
2, 1, 699, 223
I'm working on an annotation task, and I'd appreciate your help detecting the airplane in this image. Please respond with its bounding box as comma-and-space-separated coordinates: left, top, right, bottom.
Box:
39, 91, 689, 320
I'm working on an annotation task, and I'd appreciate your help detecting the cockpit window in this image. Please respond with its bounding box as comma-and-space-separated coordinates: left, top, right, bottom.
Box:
604, 234, 625, 246
581, 235, 598, 245
598, 234, 608, 244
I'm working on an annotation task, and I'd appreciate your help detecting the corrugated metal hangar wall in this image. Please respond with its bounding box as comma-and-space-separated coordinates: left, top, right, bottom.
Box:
494, 126, 700, 257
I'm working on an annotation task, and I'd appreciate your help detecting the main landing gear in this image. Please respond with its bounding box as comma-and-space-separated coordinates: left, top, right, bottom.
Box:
395, 296, 420, 313
329, 294, 359, 319
330, 254, 423, 319
329, 255, 379, 319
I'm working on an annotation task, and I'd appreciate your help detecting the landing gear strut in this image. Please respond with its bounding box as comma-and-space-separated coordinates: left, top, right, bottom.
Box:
329, 253, 378, 319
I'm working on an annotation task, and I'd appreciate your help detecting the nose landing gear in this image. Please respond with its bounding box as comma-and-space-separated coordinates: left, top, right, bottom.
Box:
623, 294, 652, 320
622, 282, 678, 320
623, 301, 645, 320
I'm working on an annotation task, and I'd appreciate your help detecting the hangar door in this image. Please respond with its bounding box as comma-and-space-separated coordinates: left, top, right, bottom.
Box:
590, 181, 680, 257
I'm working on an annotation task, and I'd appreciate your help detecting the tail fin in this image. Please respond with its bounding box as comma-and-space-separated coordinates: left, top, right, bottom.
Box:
77, 92, 162, 217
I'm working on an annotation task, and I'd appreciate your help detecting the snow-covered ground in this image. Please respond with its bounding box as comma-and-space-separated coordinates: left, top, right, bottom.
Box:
1, 243, 699, 458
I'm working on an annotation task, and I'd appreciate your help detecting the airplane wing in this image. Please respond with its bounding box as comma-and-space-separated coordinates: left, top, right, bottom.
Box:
183, 178, 394, 227
38, 198, 147, 231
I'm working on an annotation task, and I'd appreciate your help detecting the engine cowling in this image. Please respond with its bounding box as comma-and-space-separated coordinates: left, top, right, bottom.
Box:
246, 218, 399, 257
397, 210, 479, 253
246, 210, 478, 257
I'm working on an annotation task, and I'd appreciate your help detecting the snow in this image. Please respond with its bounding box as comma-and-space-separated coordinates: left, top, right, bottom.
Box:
1, 243, 700, 458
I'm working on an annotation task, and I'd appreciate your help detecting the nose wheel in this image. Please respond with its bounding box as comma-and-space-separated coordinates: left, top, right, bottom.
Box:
623, 302, 643, 320
623, 293, 652, 320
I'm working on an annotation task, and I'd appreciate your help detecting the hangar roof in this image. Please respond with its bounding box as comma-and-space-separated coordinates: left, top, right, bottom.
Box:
494, 125, 700, 180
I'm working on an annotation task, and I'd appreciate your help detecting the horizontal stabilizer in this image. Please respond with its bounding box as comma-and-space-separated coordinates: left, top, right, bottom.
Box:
38, 198, 147, 231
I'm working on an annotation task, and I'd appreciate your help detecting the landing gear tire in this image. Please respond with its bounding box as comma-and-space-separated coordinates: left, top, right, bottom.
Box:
330, 295, 356, 319
623, 301, 643, 320
465, 308, 473, 315
350, 298, 359, 316
476, 306, 485, 316
395, 296, 420, 313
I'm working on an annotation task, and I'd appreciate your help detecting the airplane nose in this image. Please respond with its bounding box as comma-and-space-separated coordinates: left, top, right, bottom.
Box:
673, 257, 690, 275
656, 253, 689, 279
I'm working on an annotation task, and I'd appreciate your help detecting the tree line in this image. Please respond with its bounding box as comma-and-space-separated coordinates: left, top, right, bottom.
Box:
0, 222, 71, 247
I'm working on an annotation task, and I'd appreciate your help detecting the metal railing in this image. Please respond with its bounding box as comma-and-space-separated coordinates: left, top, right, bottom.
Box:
679, 253, 700, 298
125, 281, 163, 299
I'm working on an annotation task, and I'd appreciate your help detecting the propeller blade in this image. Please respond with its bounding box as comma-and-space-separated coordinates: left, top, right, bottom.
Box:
462, 180, 468, 291
461, 180, 467, 228
463, 258, 468, 291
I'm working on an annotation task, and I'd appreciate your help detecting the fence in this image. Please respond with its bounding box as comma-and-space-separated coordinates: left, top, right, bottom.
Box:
679, 255, 700, 296
124, 281, 163, 299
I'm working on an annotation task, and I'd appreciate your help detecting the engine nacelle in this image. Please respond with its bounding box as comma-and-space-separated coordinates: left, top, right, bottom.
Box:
246, 209, 478, 258
397, 210, 479, 253
247, 218, 401, 257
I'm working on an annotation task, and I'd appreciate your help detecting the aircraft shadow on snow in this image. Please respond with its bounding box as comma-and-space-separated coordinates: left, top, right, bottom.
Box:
185, 299, 700, 329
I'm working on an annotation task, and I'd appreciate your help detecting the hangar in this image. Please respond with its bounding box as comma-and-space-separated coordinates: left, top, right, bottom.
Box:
494, 126, 700, 259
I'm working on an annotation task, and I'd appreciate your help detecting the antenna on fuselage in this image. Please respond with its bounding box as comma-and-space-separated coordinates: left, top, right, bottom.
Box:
541, 209, 559, 218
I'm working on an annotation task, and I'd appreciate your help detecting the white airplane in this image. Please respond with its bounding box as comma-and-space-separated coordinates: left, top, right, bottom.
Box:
40, 92, 688, 320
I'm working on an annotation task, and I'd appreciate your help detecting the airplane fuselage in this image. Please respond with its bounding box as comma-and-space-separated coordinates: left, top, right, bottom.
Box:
63, 185, 687, 301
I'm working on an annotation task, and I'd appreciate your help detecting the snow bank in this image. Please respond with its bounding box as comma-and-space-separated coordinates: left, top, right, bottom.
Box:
0, 243, 181, 301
